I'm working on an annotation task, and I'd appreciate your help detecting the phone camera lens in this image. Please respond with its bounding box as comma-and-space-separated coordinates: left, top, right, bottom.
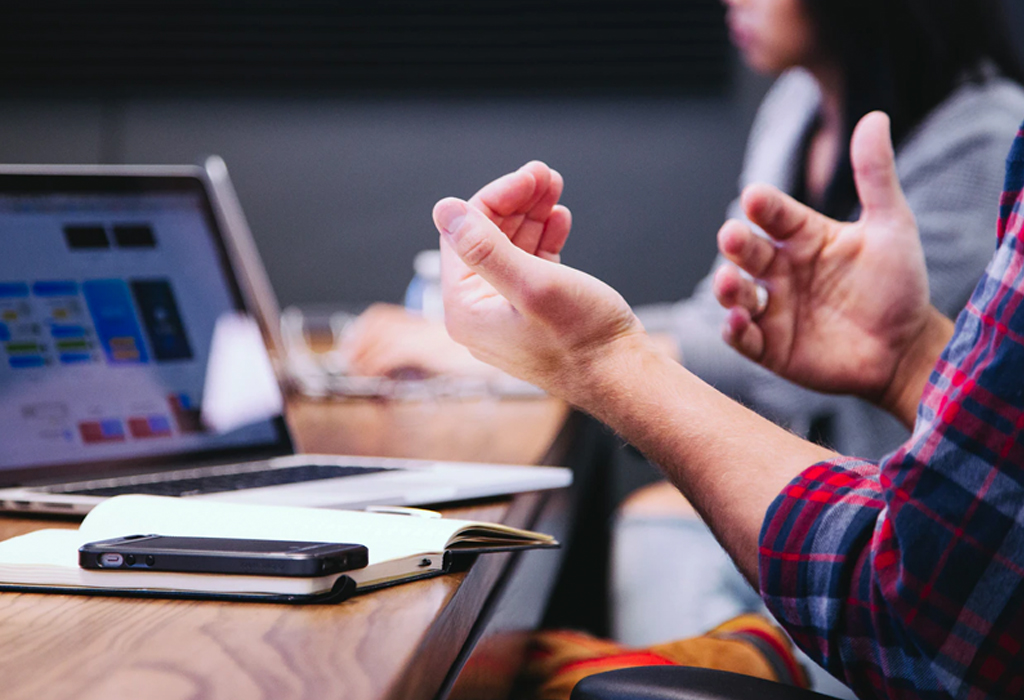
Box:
125, 554, 136, 566
145, 555, 155, 567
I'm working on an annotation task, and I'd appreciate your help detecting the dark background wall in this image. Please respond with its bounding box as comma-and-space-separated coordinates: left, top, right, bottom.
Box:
122, 80, 769, 308
0, 1, 1019, 311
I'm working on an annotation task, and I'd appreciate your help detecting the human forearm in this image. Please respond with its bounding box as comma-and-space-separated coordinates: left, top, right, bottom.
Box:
569, 333, 837, 581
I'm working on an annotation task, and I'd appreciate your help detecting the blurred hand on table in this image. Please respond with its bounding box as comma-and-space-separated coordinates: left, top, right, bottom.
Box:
341, 303, 680, 381
339, 303, 501, 379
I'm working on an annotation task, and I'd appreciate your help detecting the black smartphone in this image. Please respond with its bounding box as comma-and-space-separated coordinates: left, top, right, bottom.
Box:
79, 535, 369, 578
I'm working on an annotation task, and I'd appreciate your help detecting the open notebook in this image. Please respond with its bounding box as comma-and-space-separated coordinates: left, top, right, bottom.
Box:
0, 495, 557, 603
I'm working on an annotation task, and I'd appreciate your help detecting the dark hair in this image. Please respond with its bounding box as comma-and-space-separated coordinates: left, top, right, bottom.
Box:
802, 0, 1024, 219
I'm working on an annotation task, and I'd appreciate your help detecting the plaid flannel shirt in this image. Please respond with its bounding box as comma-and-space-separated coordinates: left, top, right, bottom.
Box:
759, 122, 1024, 700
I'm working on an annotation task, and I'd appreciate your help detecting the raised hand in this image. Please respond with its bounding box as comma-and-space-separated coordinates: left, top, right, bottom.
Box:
713, 112, 952, 423
338, 162, 572, 381
434, 197, 644, 403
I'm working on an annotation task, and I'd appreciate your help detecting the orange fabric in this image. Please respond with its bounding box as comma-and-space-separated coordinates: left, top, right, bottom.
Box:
524, 614, 808, 700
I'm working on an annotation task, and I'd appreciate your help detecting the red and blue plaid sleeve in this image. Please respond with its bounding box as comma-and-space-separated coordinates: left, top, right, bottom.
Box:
759, 123, 1024, 700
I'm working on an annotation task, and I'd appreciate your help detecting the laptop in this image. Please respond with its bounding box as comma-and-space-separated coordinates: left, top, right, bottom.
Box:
0, 159, 571, 516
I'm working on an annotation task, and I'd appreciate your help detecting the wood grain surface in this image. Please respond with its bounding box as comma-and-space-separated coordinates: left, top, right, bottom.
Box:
287, 395, 569, 466
0, 396, 572, 700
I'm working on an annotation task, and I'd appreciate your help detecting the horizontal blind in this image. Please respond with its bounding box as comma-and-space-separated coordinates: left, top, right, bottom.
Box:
0, 1, 730, 95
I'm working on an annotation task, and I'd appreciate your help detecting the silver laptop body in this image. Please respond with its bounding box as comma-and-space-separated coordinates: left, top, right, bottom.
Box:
0, 160, 570, 516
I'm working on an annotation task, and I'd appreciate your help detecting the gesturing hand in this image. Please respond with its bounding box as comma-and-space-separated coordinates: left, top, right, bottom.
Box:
713, 112, 949, 420
433, 191, 643, 403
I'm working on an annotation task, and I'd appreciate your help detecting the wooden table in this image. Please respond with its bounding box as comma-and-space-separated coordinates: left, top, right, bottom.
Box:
0, 395, 574, 700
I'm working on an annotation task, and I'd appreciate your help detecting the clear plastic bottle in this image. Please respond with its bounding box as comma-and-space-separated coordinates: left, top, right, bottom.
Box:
403, 249, 444, 321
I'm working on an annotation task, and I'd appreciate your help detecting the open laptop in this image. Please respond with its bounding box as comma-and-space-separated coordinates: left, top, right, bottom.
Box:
0, 160, 571, 516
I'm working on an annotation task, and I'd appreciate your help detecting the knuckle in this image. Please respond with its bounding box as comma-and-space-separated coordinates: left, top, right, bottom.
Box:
458, 231, 497, 268
762, 194, 782, 224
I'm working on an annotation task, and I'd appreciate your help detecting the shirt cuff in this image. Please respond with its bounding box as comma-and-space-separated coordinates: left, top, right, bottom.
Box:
757, 457, 885, 673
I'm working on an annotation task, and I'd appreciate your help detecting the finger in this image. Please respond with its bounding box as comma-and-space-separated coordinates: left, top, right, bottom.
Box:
741, 183, 831, 244
509, 218, 545, 254
336, 312, 372, 360
717, 219, 776, 278
468, 161, 556, 219
469, 162, 561, 254
469, 166, 540, 220
712, 264, 764, 316
340, 327, 383, 373
360, 347, 426, 379
341, 314, 400, 369
347, 345, 389, 376
353, 347, 412, 378
850, 112, 911, 223
528, 166, 563, 220
434, 197, 550, 307
722, 306, 765, 361
510, 164, 563, 253
537, 205, 572, 262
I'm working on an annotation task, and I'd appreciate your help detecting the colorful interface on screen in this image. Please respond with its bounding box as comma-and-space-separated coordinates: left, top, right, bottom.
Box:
0, 188, 282, 471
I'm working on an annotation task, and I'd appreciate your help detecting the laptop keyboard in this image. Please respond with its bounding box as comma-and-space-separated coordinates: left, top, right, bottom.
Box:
55, 463, 394, 498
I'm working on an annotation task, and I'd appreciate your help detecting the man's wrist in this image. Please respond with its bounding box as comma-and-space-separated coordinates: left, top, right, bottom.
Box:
880, 307, 954, 428
564, 331, 665, 416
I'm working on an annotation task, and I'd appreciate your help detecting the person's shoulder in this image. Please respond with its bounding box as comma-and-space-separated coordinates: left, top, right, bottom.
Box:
748, 69, 819, 136
739, 69, 820, 189
937, 71, 1024, 131
901, 67, 1024, 160
758, 69, 819, 112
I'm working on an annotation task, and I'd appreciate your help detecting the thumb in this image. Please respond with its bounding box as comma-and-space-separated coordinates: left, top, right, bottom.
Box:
851, 112, 910, 222
433, 197, 549, 306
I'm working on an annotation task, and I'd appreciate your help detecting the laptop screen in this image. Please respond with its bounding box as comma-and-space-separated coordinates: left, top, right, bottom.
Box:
0, 172, 292, 484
